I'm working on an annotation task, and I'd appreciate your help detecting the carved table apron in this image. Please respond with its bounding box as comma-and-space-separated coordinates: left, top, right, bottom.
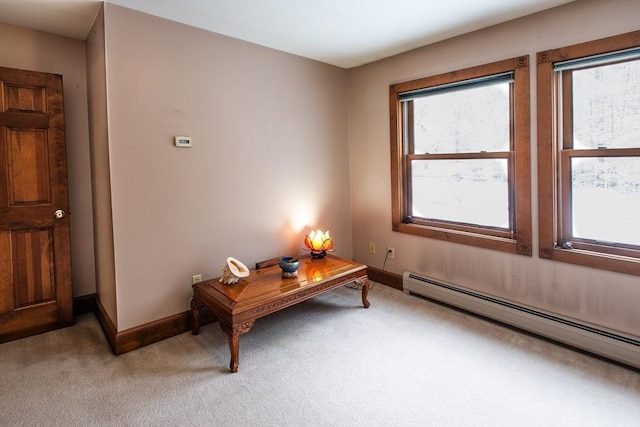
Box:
191, 255, 369, 373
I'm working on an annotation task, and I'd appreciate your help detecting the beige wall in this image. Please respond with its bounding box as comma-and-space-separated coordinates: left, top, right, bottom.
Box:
86, 6, 117, 325
348, 0, 640, 336
98, 4, 350, 330
0, 23, 96, 298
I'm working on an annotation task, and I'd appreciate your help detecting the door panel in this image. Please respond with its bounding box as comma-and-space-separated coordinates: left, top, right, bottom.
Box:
4, 82, 47, 113
0, 231, 12, 313
14, 229, 55, 307
0, 67, 72, 343
8, 129, 51, 204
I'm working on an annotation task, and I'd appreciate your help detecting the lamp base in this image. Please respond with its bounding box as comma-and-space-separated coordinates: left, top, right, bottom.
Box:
310, 250, 327, 259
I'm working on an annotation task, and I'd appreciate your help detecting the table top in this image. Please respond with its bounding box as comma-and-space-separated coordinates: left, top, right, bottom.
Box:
193, 255, 367, 314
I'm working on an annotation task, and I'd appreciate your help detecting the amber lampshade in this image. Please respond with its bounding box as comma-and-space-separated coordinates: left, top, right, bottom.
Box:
304, 229, 333, 258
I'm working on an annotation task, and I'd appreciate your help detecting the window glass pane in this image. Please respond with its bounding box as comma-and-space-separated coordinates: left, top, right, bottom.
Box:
412, 82, 511, 154
411, 159, 509, 228
571, 157, 640, 245
572, 60, 640, 149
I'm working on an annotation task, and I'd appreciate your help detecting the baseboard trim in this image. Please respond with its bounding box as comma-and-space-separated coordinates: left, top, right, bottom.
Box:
115, 312, 190, 355
367, 267, 403, 290
94, 298, 218, 355
95, 298, 118, 353
90, 268, 390, 355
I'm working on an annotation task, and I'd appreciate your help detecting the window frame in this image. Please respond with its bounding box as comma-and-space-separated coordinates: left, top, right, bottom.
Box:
537, 31, 640, 275
390, 56, 532, 256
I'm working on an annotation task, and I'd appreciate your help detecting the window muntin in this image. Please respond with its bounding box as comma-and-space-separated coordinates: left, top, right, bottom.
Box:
537, 31, 640, 275
390, 57, 531, 255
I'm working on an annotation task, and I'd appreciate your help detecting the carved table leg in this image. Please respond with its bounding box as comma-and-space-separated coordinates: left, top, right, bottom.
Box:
220, 320, 255, 373
190, 298, 203, 335
355, 276, 370, 308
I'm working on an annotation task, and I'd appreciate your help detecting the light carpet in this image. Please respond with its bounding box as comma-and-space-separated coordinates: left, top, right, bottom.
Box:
1, 284, 639, 426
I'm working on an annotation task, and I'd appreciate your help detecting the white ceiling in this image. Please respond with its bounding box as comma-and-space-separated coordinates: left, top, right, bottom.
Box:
0, 0, 574, 68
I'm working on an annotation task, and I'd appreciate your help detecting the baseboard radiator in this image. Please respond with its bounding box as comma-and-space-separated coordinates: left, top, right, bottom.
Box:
403, 271, 640, 369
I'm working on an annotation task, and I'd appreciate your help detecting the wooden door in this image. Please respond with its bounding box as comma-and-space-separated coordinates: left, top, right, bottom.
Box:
0, 67, 73, 343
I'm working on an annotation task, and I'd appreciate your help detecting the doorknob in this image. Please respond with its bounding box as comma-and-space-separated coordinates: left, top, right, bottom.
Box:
54, 209, 66, 219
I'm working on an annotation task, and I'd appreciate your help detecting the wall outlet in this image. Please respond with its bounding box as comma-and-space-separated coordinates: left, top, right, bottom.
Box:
368, 242, 376, 255
387, 247, 395, 259
192, 274, 202, 285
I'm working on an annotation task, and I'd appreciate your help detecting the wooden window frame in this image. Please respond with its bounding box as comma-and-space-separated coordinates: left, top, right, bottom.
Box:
390, 56, 532, 256
537, 31, 640, 275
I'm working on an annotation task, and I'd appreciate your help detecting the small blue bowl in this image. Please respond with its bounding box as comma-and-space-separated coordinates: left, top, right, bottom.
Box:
279, 257, 300, 277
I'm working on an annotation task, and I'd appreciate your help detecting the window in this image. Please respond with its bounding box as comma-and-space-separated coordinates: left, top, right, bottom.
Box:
537, 31, 640, 275
390, 57, 532, 255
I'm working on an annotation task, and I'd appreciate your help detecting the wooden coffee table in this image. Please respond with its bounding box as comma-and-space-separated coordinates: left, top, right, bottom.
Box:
191, 255, 369, 372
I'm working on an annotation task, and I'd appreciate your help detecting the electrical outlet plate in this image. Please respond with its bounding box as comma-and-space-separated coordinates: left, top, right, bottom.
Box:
192, 274, 202, 285
387, 247, 395, 259
368, 242, 376, 255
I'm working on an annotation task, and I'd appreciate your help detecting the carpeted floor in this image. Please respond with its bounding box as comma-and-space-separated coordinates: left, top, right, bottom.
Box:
1, 284, 639, 426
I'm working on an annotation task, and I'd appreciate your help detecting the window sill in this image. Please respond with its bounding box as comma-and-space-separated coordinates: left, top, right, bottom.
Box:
539, 246, 640, 276
394, 222, 531, 256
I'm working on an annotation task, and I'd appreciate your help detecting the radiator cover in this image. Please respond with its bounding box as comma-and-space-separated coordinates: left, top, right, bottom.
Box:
403, 271, 640, 369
